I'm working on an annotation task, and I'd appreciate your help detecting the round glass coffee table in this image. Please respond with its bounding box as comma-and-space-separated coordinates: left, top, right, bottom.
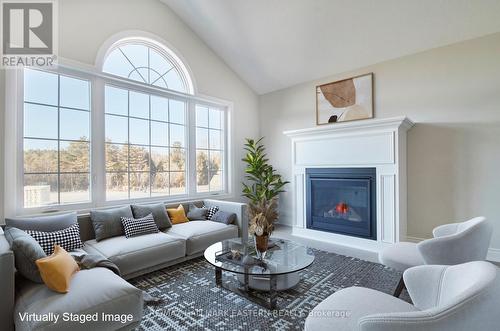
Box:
204, 237, 314, 309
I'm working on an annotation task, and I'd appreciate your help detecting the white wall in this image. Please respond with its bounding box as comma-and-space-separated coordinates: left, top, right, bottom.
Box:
259, 32, 500, 252
0, 0, 260, 221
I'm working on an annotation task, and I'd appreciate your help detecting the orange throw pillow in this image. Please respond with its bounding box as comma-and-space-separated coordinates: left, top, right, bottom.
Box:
167, 204, 189, 224
35, 245, 80, 293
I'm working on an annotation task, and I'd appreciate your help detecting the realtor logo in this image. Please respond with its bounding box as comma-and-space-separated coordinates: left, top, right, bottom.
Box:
1, 0, 57, 67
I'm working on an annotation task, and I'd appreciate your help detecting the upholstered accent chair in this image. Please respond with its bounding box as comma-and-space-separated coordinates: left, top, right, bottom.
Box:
379, 216, 492, 296
305, 261, 500, 331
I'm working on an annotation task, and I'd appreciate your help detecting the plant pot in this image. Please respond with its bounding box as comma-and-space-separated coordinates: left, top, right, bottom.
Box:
254, 234, 269, 260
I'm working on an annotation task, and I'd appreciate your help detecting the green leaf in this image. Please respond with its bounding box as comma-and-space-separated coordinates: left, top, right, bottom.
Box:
241, 137, 288, 205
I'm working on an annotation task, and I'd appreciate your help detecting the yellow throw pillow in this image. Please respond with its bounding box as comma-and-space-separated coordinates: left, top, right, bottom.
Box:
167, 204, 189, 224
35, 245, 80, 293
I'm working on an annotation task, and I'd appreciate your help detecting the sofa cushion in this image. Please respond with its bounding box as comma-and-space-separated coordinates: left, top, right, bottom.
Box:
4, 227, 46, 283
121, 213, 159, 238
26, 224, 84, 255
211, 211, 236, 225
204, 205, 219, 220
90, 206, 132, 241
131, 203, 172, 230
167, 221, 238, 255
186, 204, 207, 221
6, 212, 77, 232
14, 268, 143, 331
167, 204, 189, 224
304, 287, 418, 331
35, 245, 80, 293
84, 233, 185, 277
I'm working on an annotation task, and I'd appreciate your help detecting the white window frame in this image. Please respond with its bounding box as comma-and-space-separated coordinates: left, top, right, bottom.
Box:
194, 104, 227, 194
21, 67, 93, 209
5, 56, 233, 217
101, 39, 194, 95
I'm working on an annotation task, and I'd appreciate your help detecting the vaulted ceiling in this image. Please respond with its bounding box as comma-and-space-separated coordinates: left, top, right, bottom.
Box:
162, 0, 500, 94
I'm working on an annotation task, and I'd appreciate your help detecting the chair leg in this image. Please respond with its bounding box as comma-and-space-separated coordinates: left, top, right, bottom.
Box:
393, 276, 405, 297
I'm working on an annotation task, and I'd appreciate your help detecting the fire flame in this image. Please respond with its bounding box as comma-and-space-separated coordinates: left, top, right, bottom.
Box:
335, 202, 349, 214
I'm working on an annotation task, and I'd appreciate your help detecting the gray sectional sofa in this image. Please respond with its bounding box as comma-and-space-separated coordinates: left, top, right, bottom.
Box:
0, 199, 247, 331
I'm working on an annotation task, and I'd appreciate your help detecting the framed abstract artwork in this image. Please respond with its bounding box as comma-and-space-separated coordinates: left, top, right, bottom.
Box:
316, 73, 373, 125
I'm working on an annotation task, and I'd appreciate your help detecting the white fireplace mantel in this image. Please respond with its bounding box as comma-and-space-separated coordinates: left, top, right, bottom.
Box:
284, 116, 414, 253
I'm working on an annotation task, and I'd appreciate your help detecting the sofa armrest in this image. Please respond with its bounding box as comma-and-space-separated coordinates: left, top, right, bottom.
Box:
203, 199, 248, 242
0, 232, 15, 331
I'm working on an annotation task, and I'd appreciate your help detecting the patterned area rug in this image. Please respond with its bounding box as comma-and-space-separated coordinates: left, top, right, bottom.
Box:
130, 249, 409, 331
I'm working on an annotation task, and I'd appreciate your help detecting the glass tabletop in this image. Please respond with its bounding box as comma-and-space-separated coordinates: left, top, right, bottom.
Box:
204, 237, 315, 276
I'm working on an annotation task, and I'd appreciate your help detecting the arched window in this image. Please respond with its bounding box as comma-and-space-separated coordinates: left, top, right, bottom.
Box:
13, 33, 227, 212
102, 39, 194, 94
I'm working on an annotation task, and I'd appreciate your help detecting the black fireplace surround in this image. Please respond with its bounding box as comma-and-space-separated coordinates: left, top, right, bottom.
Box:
306, 168, 377, 240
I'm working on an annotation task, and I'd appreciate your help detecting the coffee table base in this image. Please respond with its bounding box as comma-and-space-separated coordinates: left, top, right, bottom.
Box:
215, 266, 278, 309
236, 272, 300, 291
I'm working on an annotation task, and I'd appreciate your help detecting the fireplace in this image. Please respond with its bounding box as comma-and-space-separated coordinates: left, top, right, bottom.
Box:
306, 168, 377, 240
285, 117, 413, 251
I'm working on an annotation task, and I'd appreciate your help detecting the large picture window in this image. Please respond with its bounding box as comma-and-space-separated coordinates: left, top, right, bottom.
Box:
105, 85, 187, 200
23, 69, 91, 208
15, 37, 229, 212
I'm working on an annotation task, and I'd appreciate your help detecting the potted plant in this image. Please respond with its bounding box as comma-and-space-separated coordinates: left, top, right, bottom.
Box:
242, 138, 289, 259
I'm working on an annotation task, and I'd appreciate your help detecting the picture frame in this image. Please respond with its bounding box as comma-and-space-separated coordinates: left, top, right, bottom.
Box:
316, 73, 374, 125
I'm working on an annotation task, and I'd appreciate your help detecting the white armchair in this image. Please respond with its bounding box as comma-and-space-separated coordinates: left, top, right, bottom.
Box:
379, 216, 492, 296
305, 261, 500, 331
418, 217, 492, 265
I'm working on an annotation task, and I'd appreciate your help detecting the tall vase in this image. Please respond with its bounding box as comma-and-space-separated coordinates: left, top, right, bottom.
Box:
254, 234, 269, 260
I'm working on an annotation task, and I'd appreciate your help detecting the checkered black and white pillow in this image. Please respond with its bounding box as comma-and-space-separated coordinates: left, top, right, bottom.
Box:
121, 213, 159, 238
203, 205, 219, 221
26, 223, 83, 255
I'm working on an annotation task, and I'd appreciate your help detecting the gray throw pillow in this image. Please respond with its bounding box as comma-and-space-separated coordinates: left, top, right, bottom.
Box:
187, 204, 208, 221
131, 203, 172, 230
90, 206, 133, 241
4, 227, 46, 283
210, 211, 236, 225
5, 212, 77, 232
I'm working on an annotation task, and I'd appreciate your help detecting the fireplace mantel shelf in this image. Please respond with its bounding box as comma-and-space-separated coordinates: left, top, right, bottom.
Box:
284, 116, 414, 138
283, 116, 414, 253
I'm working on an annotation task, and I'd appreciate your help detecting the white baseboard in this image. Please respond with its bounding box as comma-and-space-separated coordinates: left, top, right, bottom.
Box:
405, 236, 425, 243
405, 236, 500, 263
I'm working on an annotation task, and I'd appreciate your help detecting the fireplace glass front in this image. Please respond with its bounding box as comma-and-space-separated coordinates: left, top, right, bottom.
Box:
306, 168, 376, 240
